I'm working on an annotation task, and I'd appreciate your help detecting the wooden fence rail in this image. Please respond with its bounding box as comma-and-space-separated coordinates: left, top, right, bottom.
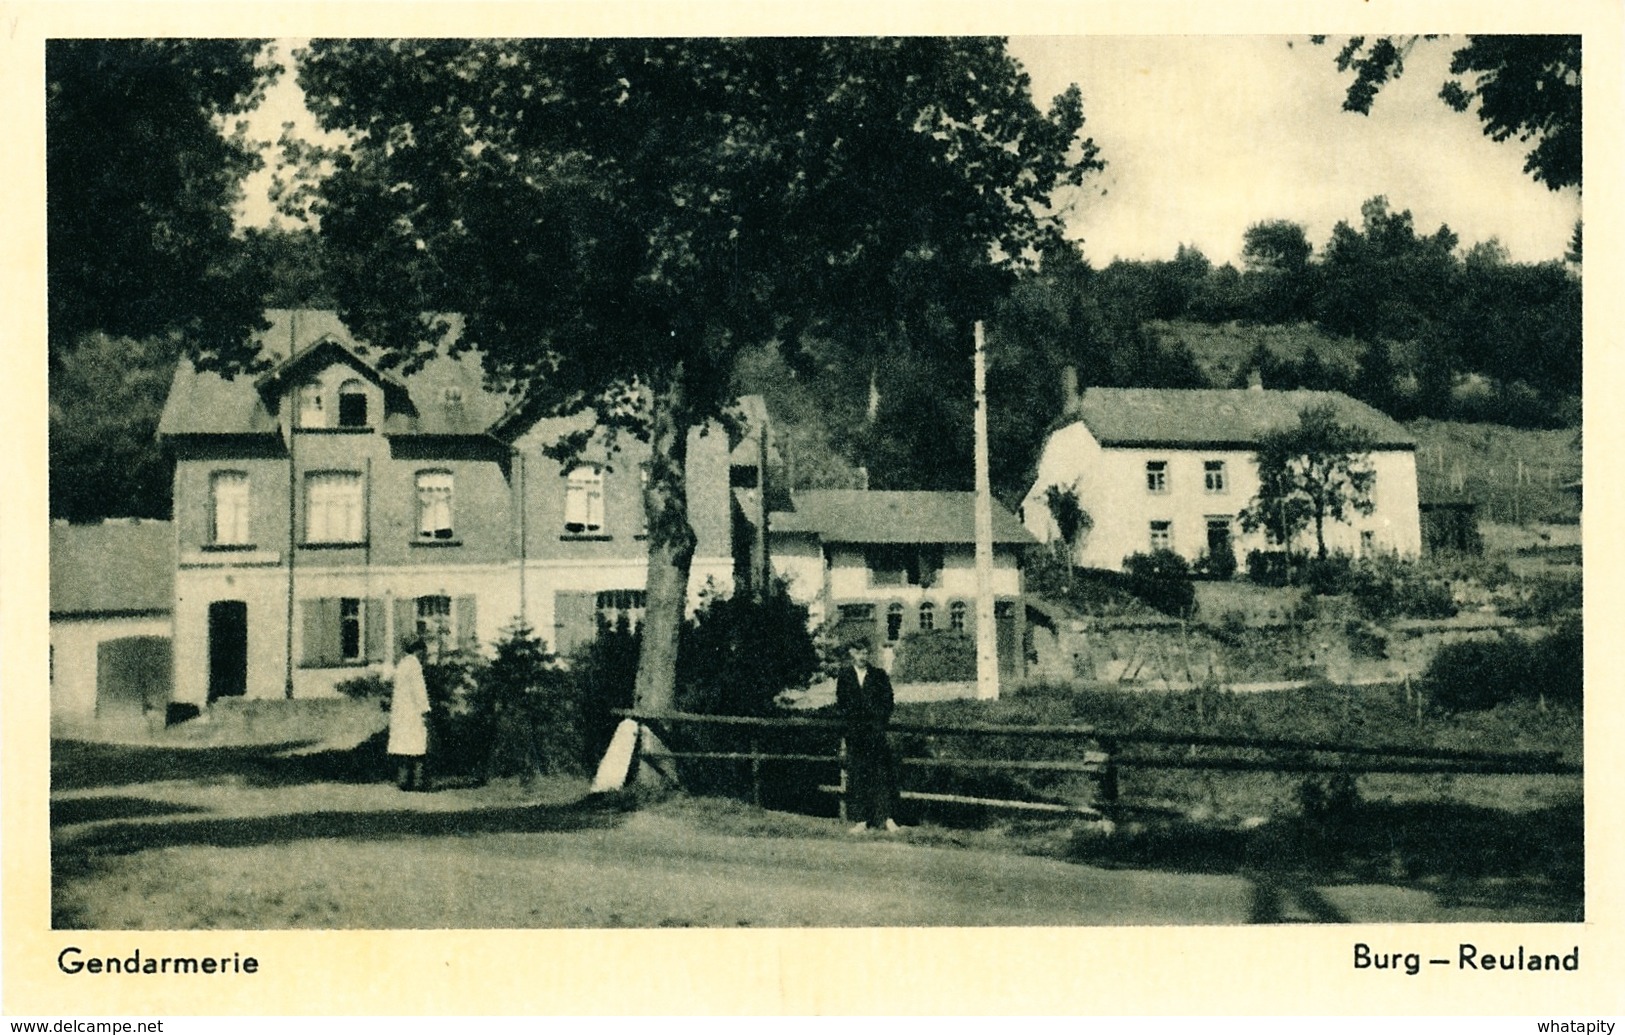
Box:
609, 709, 1578, 817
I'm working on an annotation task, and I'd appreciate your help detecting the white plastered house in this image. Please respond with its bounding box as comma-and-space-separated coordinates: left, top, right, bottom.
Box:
1021, 387, 1422, 571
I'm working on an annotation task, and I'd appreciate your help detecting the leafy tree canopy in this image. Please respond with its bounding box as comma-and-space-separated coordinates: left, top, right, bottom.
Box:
1316, 34, 1580, 191
296, 38, 1102, 709
47, 39, 280, 370
1238, 403, 1377, 560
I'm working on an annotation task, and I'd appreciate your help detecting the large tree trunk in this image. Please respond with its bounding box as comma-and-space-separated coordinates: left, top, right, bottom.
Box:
634, 364, 698, 714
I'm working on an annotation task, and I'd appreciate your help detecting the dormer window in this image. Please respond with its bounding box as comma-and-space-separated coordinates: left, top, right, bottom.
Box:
338, 379, 369, 428
297, 384, 326, 429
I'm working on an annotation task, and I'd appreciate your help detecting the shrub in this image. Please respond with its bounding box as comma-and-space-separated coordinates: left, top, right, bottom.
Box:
676, 579, 821, 716
1421, 621, 1581, 713
335, 672, 393, 709
1193, 537, 1238, 581
1122, 549, 1197, 618
1347, 556, 1456, 620
1246, 549, 1290, 587
1297, 552, 1356, 595
1345, 620, 1389, 659
476, 622, 583, 779
894, 629, 976, 682
1500, 576, 1582, 622
572, 617, 640, 765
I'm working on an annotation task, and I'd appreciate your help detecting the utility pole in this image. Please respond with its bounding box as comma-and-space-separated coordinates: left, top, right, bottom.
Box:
973, 321, 999, 701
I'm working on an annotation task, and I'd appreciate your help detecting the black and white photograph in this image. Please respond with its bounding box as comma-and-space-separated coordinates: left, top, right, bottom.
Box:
6, 5, 1618, 1019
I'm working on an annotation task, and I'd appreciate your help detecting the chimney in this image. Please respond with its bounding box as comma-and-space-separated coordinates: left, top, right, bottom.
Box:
1061, 365, 1080, 413
1247, 368, 1264, 391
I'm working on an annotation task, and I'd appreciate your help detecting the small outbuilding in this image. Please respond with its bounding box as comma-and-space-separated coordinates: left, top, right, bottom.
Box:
49, 520, 174, 727
768, 490, 1035, 679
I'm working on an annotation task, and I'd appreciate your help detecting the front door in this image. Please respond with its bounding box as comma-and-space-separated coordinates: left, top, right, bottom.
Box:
207, 601, 248, 702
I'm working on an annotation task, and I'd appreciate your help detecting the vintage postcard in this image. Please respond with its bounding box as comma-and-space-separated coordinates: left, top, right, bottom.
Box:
3, 0, 1620, 1018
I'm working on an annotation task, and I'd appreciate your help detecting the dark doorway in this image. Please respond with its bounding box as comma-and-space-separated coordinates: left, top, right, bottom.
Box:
208, 601, 248, 702
995, 600, 1021, 678
96, 636, 171, 726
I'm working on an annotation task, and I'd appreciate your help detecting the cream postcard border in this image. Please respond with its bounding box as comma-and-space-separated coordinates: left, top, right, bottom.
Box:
3, 0, 1621, 1016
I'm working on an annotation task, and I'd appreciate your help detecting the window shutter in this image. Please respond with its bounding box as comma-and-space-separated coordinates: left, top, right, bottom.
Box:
301, 598, 341, 668
365, 598, 386, 663
394, 599, 416, 662
322, 598, 343, 666
455, 595, 478, 653
553, 590, 598, 655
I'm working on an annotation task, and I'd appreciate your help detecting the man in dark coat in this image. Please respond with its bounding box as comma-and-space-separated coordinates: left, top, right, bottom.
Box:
835, 641, 899, 833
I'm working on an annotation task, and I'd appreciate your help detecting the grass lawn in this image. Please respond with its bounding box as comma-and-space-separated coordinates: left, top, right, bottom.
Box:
51, 686, 1581, 928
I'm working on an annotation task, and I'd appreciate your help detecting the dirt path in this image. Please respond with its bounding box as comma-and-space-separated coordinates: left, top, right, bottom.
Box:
51, 761, 1555, 928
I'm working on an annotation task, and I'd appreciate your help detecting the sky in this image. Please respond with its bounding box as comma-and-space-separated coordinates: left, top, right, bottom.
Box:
239, 36, 1582, 269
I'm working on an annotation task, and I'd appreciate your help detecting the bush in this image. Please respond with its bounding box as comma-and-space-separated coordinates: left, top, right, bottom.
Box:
1500, 576, 1582, 622
477, 622, 584, 779
894, 629, 976, 682
1193, 537, 1238, 580
1421, 620, 1581, 713
1122, 549, 1197, 618
676, 580, 821, 716
1246, 549, 1290, 587
335, 672, 394, 709
1297, 552, 1356, 595
572, 617, 640, 765
1347, 556, 1456, 620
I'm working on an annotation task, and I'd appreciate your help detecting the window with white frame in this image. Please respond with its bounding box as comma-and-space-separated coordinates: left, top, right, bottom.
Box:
564, 465, 605, 533
305, 471, 364, 543
297, 383, 326, 428
416, 470, 454, 540
919, 600, 935, 632
886, 602, 904, 643
1204, 460, 1227, 494
1149, 520, 1173, 551
1145, 460, 1168, 494
949, 600, 967, 633
210, 471, 250, 545
416, 594, 453, 648
338, 379, 369, 428
596, 589, 647, 634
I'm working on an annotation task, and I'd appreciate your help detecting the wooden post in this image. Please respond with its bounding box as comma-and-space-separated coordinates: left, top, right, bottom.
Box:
1099, 738, 1119, 804
750, 733, 763, 808
837, 735, 849, 822
973, 321, 999, 700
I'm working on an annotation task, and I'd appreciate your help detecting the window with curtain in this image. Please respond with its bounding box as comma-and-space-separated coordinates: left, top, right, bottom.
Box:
564, 465, 605, 533
297, 383, 325, 428
210, 471, 250, 545
416, 594, 453, 648
305, 471, 364, 543
416, 470, 454, 539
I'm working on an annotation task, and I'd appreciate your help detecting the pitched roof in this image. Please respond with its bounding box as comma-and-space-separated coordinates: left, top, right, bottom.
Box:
1068, 388, 1416, 450
50, 521, 175, 615
158, 309, 514, 438
770, 490, 1034, 545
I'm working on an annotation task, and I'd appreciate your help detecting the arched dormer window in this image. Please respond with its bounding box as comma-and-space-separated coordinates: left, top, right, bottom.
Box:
338, 379, 369, 428
564, 465, 605, 534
